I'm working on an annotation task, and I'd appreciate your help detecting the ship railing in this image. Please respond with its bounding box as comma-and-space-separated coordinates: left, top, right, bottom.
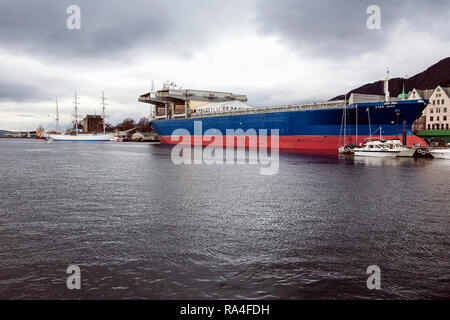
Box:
188, 102, 346, 118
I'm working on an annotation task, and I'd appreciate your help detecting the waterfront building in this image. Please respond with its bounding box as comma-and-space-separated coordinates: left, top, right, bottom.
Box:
425, 86, 450, 131
408, 87, 450, 133
83, 115, 104, 133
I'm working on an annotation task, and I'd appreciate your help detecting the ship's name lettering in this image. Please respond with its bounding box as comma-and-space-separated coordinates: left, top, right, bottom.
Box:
375, 105, 395, 109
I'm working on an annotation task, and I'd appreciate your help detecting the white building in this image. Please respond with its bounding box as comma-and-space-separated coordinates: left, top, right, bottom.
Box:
408, 87, 450, 132
426, 86, 450, 131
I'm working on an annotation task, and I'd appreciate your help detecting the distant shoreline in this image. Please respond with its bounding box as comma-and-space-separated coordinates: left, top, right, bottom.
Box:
0, 136, 34, 139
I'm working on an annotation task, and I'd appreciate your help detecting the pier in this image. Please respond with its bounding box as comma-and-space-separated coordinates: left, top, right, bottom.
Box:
1, 130, 37, 138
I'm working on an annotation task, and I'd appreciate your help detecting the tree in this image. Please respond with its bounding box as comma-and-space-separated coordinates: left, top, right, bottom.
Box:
137, 117, 152, 132
118, 118, 135, 131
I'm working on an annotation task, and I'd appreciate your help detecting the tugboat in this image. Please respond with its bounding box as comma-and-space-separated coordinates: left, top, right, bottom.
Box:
110, 131, 123, 142
36, 125, 46, 140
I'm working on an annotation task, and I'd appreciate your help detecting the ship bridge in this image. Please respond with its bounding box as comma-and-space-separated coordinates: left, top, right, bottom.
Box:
139, 88, 247, 120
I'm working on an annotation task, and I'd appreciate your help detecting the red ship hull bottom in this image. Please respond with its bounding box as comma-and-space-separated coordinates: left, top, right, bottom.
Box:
160, 135, 427, 152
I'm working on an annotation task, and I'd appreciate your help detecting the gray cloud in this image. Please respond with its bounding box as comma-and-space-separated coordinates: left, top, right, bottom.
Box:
0, 79, 43, 102
0, 1, 170, 60
0, 0, 251, 61
2, 0, 449, 64
255, 0, 450, 58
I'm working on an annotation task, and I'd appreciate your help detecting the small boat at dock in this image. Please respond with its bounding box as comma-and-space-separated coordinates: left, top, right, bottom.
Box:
429, 148, 450, 159
353, 140, 405, 157
110, 132, 123, 142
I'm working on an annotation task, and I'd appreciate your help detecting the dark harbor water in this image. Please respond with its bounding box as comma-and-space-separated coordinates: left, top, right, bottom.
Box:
0, 138, 448, 300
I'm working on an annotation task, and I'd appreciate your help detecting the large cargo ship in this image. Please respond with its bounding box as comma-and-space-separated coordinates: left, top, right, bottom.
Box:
139, 85, 428, 152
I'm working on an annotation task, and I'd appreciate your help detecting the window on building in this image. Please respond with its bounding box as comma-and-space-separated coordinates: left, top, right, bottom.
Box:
447, 124, 449, 130
430, 116, 434, 121
444, 108, 448, 113
444, 116, 448, 121
428, 124, 431, 130
437, 116, 440, 121
437, 108, 440, 113
442, 99, 445, 105
442, 124, 445, 130
430, 108, 434, 113
437, 100, 440, 105
432, 100, 435, 105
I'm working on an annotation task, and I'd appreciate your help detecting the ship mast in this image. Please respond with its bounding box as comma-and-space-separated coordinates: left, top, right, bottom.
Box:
73, 92, 80, 135
101, 91, 108, 134
355, 104, 358, 145
56, 97, 60, 132
150, 81, 155, 120
367, 107, 373, 141
343, 103, 347, 146
384, 68, 390, 102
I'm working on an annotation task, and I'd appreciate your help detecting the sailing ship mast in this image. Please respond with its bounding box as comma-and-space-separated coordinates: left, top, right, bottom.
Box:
338, 101, 348, 149
56, 97, 60, 132
367, 106, 372, 141
101, 91, 108, 134
343, 103, 347, 146
355, 104, 358, 145
73, 92, 80, 135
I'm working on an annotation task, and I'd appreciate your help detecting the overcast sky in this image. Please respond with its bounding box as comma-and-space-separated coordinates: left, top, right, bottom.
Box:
1, 0, 449, 130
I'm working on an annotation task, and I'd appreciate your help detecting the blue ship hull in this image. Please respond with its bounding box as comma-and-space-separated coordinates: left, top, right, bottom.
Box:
151, 100, 428, 151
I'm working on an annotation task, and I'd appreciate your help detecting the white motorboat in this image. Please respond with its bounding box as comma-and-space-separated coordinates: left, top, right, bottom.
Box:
354, 140, 405, 157
429, 148, 450, 159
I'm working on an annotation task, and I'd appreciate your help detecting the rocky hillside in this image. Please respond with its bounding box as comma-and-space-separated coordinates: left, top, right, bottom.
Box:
332, 57, 450, 100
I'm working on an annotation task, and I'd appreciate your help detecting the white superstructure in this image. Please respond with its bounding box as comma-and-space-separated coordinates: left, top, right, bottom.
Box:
197, 100, 253, 114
